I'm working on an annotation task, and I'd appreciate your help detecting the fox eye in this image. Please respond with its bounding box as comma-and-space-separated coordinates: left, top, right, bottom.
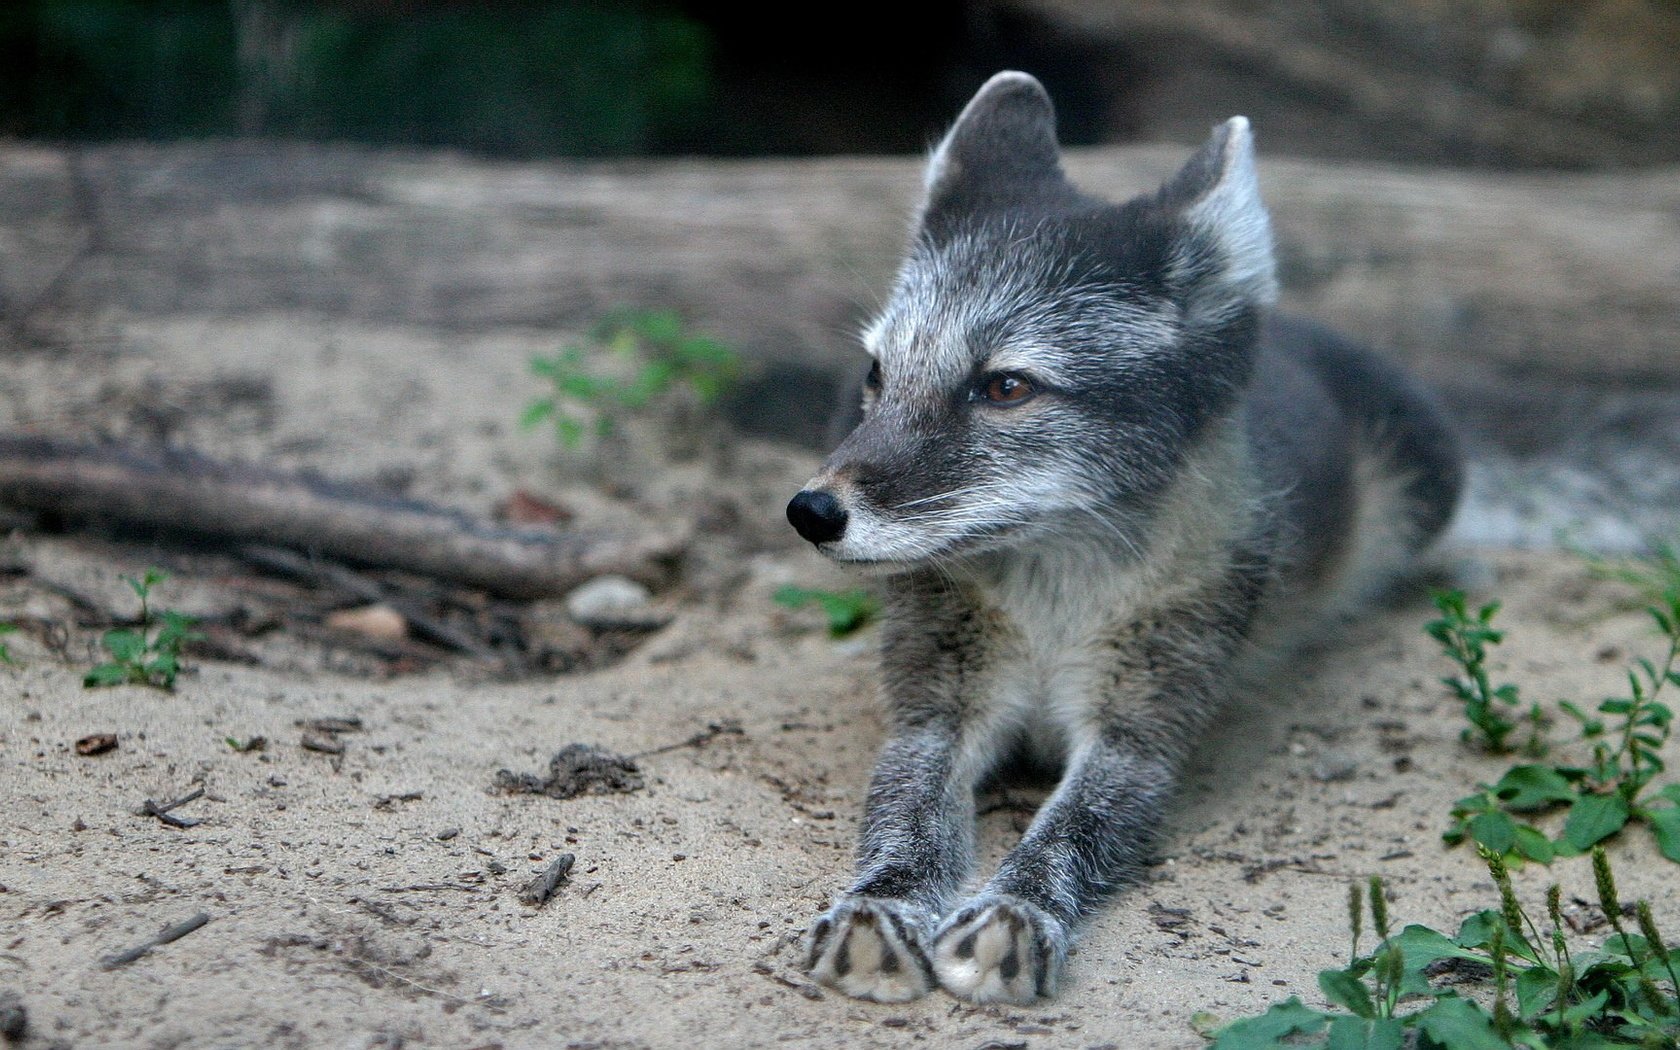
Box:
978, 372, 1036, 407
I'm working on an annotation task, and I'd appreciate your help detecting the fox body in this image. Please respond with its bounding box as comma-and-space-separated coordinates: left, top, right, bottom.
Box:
785, 72, 1462, 1004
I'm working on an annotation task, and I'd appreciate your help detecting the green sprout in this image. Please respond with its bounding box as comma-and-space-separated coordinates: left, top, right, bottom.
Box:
84, 569, 202, 690
522, 309, 741, 447
772, 585, 879, 638
1436, 548, 1680, 865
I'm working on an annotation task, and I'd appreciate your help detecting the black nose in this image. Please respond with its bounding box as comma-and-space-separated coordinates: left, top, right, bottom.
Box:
787, 489, 848, 545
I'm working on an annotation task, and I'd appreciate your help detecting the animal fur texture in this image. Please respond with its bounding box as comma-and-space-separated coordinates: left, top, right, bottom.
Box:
784, 71, 1463, 1004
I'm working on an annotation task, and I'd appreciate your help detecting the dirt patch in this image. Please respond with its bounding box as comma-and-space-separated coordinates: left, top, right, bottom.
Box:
494, 743, 646, 800
2, 315, 1676, 1048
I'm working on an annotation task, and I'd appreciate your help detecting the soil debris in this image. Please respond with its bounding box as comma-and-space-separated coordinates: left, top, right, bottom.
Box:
73, 732, 117, 756
99, 911, 211, 969
0, 991, 25, 1043
325, 603, 408, 641
520, 853, 575, 907
301, 729, 346, 755
299, 715, 363, 755
493, 743, 644, 800
631, 718, 745, 759
138, 785, 206, 828
498, 489, 574, 526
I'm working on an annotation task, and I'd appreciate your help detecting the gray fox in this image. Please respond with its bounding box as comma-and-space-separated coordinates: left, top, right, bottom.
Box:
785, 72, 1462, 1004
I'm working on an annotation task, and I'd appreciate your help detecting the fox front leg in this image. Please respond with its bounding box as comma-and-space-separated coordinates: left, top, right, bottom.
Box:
928, 742, 1172, 1002
808, 577, 1014, 1001
806, 725, 983, 1001
931, 583, 1259, 1003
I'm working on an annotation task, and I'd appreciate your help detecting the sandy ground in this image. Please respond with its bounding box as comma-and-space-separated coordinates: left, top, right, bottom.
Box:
2, 312, 1678, 1049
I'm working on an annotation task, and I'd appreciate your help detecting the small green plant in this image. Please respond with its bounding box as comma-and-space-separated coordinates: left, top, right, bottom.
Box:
1426, 591, 1529, 752
1205, 848, 1680, 1048
84, 569, 201, 690
0, 622, 16, 665
771, 585, 879, 638
1435, 549, 1680, 864
521, 309, 741, 447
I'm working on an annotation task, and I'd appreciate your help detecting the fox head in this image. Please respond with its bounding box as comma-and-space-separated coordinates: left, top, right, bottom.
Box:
787, 71, 1277, 568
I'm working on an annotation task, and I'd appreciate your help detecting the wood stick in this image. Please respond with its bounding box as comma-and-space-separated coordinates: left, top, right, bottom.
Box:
99, 912, 210, 969
241, 544, 501, 662
520, 853, 575, 907
138, 786, 205, 829
0, 436, 685, 599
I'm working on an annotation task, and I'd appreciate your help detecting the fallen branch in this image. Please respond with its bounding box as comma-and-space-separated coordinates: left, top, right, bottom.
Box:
137, 785, 205, 829
0, 436, 685, 599
242, 544, 500, 661
99, 911, 210, 969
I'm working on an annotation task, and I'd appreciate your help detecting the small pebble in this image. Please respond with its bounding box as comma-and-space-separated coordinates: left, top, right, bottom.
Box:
1311, 751, 1360, 783
436, 827, 460, 841
0, 990, 26, 1042
564, 575, 653, 627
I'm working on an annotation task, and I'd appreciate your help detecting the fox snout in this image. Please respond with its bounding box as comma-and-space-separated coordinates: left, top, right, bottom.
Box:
786, 489, 848, 545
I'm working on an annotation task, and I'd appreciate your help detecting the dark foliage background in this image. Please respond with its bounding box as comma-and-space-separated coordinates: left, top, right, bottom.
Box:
2, 0, 1677, 165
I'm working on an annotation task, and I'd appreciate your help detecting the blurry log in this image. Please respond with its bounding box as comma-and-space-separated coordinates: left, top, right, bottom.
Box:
0, 436, 683, 598
1, 141, 1676, 400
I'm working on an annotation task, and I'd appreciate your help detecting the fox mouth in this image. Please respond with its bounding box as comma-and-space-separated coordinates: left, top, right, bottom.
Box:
790, 482, 1039, 569
817, 520, 1026, 570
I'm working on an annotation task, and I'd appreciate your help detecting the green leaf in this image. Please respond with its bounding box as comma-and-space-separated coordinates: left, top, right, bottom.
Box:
1468, 810, 1517, 854
1326, 1015, 1404, 1050
1646, 805, 1680, 863
154, 611, 199, 648
555, 416, 585, 447
1387, 924, 1488, 996
624, 309, 682, 344
1411, 996, 1508, 1050
558, 372, 612, 401
102, 629, 146, 663
1559, 989, 1610, 1026
518, 399, 556, 429
1513, 963, 1559, 1019
1564, 793, 1631, 850
772, 585, 878, 637
1393, 923, 1478, 967
128, 568, 166, 598
1455, 911, 1505, 951
1209, 998, 1330, 1050
1318, 968, 1375, 1018
1491, 765, 1578, 811
83, 663, 131, 687
1511, 824, 1555, 864
146, 654, 178, 685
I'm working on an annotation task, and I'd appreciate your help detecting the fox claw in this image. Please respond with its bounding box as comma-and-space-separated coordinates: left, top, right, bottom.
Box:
930, 893, 1066, 1003
805, 896, 937, 1002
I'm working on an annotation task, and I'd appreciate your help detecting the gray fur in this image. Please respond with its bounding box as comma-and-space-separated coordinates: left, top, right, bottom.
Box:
792, 71, 1462, 1004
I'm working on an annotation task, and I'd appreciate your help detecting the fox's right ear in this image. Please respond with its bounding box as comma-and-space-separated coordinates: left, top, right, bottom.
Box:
919, 71, 1075, 228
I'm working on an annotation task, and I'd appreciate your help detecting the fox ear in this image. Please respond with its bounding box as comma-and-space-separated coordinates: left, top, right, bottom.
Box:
1158, 117, 1277, 317
920, 71, 1073, 225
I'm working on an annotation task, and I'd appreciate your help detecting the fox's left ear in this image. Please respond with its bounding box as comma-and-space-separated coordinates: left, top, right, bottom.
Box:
1158, 117, 1278, 318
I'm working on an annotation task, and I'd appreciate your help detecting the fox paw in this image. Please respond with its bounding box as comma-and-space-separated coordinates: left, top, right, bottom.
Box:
930, 893, 1066, 1003
805, 896, 937, 1002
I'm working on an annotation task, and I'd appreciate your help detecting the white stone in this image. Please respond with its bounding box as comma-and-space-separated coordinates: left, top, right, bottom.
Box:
564, 575, 653, 626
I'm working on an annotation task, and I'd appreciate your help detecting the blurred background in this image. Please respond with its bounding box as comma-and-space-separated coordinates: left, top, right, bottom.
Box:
3, 0, 1678, 551
4, 0, 1679, 168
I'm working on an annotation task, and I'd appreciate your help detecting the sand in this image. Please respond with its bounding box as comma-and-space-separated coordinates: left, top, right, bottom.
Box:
2, 312, 1678, 1050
